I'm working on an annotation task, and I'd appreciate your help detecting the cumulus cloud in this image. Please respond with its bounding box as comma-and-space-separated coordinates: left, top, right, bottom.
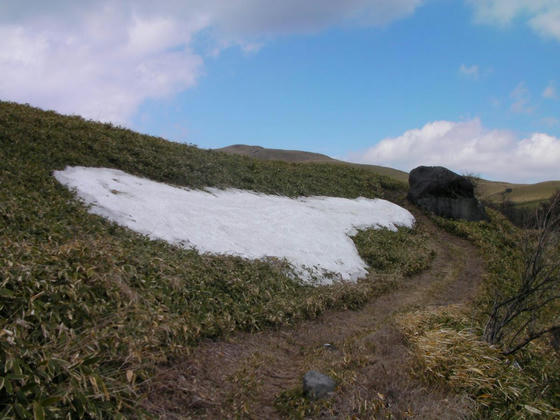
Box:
0, 6, 206, 124
459, 64, 479, 79
542, 81, 558, 99
0, 0, 423, 124
348, 118, 560, 183
467, 0, 560, 41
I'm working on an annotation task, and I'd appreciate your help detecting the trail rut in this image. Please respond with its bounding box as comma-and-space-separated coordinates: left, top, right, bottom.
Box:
143, 215, 484, 419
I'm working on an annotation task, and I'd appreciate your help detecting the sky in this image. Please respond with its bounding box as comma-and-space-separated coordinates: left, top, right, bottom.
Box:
1, 0, 559, 183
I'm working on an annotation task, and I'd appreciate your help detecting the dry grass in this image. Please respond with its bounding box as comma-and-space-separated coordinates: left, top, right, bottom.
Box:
397, 305, 560, 418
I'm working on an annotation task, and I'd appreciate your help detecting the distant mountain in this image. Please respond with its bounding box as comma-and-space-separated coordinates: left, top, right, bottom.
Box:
217, 144, 335, 163
217, 144, 560, 206
217, 144, 410, 184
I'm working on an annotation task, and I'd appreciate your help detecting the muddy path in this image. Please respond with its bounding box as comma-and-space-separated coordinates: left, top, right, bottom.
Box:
143, 214, 484, 419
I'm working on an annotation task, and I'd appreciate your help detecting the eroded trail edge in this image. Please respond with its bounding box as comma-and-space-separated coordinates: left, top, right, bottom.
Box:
144, 216, 483, 419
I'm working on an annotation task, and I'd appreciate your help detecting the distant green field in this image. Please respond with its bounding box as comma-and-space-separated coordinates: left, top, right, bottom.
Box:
477, 179, 560, 206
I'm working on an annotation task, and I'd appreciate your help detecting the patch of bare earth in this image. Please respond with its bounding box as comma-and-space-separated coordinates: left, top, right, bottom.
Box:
142, 215, 483, 419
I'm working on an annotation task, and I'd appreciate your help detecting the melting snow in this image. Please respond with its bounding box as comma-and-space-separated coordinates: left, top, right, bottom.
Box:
54, 166, 415, 284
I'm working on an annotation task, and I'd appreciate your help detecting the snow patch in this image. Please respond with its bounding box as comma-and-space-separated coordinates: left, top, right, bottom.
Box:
54, 166, 415, 284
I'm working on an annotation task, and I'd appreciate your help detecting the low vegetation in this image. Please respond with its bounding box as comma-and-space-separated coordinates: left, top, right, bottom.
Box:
4, 101, 557, 417
353, 226, 435, 277
397, 305, 560, 418
483, 193, 560, 355
0, 102, 419, 417
398, 209, 560, 418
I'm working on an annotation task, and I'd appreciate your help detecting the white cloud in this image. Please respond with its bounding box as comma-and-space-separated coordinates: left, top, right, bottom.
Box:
0, 7, 205, 124
467, 0, 560, 41
510, 82, 534, 114
542, 81, 558, 99
348, 118, 560, 183
459, 64, 479, 79
529, 7, 560, 40
0, 0, 423, 124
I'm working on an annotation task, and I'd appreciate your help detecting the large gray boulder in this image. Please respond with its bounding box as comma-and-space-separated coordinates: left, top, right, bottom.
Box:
408, 166, 487, 221
303, 370, 336, 400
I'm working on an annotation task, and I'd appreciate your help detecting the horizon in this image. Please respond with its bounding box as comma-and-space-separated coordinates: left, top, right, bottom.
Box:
1, 1, 559, 183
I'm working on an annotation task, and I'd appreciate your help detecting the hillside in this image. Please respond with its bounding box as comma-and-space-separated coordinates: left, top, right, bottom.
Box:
1, 102, 558, 418
218, 144, 560, 206
0, 101, 411, 417
217, 144, 336, 163
218, 144, 410, 184
478, 179, 560, 207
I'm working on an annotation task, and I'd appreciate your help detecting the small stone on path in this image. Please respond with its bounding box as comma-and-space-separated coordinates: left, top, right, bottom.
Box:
303, 370, 336, 400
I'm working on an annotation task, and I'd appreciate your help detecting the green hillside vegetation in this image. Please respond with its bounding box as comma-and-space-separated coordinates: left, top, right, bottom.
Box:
0, 102, 427, 417
2, 101, 558, 418
353, 226, 435, 277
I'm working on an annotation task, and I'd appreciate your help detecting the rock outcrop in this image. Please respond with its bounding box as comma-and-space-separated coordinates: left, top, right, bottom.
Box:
408, 166, 487, 221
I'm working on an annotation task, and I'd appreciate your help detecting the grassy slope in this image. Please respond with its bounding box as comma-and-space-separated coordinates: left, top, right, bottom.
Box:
3, 101, 556, 417
0, 102, 424, 417
219, 144, 560, 205
478, 180, 560, 206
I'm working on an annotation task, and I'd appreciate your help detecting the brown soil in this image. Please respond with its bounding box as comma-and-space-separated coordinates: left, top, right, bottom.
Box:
142, 215, 483, 419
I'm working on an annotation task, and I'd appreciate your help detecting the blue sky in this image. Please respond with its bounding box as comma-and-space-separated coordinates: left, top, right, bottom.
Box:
1, 1, 559, 182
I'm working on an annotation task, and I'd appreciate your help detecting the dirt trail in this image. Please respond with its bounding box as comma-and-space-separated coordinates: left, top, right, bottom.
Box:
144, 215, 483, 419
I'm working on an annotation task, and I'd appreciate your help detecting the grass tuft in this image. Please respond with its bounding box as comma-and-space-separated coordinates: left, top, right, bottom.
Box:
397, 306, 560, 418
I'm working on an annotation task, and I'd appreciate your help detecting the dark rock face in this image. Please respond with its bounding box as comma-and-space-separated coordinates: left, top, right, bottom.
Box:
408, 166, 487, 221
303, 370, 336, 400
